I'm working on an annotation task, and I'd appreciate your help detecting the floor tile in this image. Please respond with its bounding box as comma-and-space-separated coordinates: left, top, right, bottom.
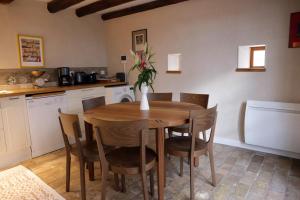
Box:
11, 143, 300, 200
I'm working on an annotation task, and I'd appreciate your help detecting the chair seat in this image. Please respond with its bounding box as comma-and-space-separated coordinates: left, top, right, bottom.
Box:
70, 140, 101, 162
106, 147, 156, 175
166, 136, 207, 157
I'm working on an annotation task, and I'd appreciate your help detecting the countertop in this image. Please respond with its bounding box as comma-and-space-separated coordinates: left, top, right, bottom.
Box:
0, 82, 126, 98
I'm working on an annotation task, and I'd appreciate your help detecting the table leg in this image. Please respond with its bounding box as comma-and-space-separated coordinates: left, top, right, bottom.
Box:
194, 157, 199, 167
194, 131, 201, 167
84, 121, 95, 181
156, 127, 165, 200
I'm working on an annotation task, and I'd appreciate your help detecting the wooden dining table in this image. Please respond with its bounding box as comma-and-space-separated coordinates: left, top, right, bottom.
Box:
84, 101, 204, 200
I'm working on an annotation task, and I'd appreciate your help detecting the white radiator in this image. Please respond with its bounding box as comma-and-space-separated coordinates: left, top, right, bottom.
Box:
245, 100, 300, 154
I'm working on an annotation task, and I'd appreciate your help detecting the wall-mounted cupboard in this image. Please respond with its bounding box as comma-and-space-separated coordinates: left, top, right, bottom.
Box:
166, 53, 182, 74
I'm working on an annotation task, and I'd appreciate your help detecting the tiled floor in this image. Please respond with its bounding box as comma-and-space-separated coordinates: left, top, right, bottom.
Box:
19, 144, 300, 200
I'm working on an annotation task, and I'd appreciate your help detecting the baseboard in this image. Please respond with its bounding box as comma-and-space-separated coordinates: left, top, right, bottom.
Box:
214, 136, 300, 159
0, 148, 32, 169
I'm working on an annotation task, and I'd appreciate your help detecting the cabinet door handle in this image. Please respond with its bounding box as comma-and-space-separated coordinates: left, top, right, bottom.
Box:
82, 96, 95, 100
9, 97, 20, 100
81, 88, 94, 92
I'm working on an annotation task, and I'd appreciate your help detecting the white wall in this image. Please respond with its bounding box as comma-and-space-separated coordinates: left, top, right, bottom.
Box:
104, 0, 300, 142
0, 0, 107, 68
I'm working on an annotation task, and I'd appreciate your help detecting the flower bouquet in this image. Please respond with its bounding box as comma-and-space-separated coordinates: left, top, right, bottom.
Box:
130, 43, 157, 110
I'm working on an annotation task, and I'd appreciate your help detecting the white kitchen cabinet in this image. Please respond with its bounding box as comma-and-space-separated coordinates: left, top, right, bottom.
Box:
66, 87, 105, 136
66, 87, 105, 112
0, 95, 31, 168
1, 96, 30, 152
26, 93, 66, 158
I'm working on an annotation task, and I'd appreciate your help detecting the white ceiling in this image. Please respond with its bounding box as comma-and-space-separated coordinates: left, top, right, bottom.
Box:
37, 0, 155, 15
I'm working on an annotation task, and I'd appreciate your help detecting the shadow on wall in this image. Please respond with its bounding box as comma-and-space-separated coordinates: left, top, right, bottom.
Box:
238, 102, 247, 143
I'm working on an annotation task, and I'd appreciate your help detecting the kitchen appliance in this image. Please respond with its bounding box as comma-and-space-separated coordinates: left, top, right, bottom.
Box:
116, 72, 125, 82
57, 67, 72, 86
75, 72, 85, 84
26, 92, 66, 157
75, 72, 97, 84
105, 85, 135, 104
88, 72, 97, 83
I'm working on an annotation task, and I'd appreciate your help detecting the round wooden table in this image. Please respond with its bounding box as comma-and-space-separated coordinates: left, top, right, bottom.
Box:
84, 101, 203, 200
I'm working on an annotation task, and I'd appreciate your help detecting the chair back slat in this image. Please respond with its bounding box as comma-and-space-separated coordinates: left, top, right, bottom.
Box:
180, 93, 209, 108
190, 105, 217, 143
91, 119, 149, 147
147, 93, 172, 101
82, 96, 106, 112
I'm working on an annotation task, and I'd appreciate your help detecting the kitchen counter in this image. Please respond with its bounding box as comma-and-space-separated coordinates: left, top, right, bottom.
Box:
0, 82, 126, 98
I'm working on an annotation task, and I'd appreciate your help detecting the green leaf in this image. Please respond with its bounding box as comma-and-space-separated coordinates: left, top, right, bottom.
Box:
150, 84, 154, 92
129, 43, 157, 92
130, 49, 136, 57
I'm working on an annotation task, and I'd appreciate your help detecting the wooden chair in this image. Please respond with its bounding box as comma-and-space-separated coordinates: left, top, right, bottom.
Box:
147, 92, 172, 101
165, 106, 218, 200
169, 93, 209, 138
180, 93, 209, 108
58, 109, 100, 200
91, 119, 156, 200
147, 92, 172, 147
82, 96, 106, 181
83, 97, 123, 194
82, 96, 106, 112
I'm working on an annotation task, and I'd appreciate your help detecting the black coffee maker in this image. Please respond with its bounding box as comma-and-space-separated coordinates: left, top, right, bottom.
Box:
57, 67, 72, 86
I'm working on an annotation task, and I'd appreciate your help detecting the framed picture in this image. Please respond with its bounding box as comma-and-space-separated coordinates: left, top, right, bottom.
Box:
132, 29, 147, 53
289, 12, 300, 48
18, 35, 45, 67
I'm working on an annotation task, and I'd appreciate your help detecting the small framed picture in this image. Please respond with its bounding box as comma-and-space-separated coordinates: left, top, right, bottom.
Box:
132, 29, 147, 53
18, 34, 45, 67
289, 12, 300, 48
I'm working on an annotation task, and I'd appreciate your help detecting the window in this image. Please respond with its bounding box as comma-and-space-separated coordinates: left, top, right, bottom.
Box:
250, 46, 266, 68
237, 45, 266, 72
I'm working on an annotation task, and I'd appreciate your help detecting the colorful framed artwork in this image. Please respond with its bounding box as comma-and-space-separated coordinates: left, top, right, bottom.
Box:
18, 35, 45, 67
132, 29, 147, 53
289, 12, 300, 48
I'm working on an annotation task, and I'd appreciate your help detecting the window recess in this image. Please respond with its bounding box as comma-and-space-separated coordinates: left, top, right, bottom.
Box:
237, 45, 266, 72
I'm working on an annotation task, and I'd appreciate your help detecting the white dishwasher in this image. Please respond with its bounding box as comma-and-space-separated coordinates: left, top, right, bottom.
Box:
26, 92, 66, 158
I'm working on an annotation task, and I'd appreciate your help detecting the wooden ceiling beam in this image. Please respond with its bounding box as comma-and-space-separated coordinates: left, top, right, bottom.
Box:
47, 0, 84, 13
0, 0, 14, 4
101, 0, 189, 21
76, 0, 135, 18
